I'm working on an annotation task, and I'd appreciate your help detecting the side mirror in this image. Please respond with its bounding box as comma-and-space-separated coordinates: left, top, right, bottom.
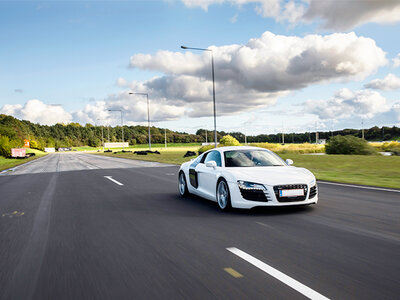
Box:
286, 159, 294, 166
205, 161, 217, 168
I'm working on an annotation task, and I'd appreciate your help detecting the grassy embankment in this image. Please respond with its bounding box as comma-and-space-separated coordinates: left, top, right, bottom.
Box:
95, 143, 400, 189
0, 149, 47, 171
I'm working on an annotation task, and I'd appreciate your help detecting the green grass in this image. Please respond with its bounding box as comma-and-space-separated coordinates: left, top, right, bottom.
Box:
0, 148, 47, 171
96, 148, 400, 189
96, 146, 199, 165
281, 154, 400, 189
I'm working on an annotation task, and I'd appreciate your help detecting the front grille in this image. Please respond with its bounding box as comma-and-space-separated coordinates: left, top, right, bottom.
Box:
273, 184, 308, 202
309, 185, 317, 199
239, 188, 271, 202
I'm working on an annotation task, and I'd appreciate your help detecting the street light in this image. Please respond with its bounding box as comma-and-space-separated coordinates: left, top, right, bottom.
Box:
181, 45, 217, 148
129, 92, 151, 151
108, 109, 125, 150
97, 118, 105, 151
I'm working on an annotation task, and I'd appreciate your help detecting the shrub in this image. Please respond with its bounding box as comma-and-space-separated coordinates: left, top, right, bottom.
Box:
325, 135, 377, 155
88, 136, 101, 147
0, 135, 22, 157
30, 140, 39, 149
219, 135, 241, 146
198, 144, 215, 155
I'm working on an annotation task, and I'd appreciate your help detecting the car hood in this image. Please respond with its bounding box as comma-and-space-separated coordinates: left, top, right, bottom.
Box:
226, 166, 314, 186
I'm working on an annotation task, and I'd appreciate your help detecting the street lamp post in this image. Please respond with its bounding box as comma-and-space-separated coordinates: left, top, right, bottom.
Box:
108, 109, 124, 150
129, 92, 151, 151
97, 119, 104, 152
181, 45, 217, 148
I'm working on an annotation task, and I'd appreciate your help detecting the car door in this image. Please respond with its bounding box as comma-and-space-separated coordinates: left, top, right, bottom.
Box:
196, 150, 222, 200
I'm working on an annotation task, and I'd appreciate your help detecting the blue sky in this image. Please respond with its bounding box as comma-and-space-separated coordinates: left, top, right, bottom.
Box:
1, 0, 400, 134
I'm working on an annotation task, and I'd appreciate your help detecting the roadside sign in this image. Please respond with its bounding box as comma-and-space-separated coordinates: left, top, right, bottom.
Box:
104, 142, 129, 148
24, 139, 30, 148
11, 148, 26, 158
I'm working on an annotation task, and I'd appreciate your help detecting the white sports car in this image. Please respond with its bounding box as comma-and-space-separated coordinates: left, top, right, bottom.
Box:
178, 146, 318, 210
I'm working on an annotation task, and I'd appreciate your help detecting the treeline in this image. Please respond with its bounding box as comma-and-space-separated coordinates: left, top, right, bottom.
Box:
223, 126, 400, 144
0, 114, 399, 156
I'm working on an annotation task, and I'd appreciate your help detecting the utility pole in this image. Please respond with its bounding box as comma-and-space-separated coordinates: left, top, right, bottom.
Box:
361, 120, 365, 140
315, 121, 319, 144
245, 134, 247, 145
101, 126, 104, 151
205, 130, 208, 144
165, 128, 167, 149
282, 122, 285, 144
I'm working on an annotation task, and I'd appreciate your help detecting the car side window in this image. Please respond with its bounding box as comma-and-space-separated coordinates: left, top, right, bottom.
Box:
204, 151, 222, 167
190, 154, 203, 168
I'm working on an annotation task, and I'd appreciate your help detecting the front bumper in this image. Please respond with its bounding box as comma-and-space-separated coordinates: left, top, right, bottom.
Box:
228, 181, 318, 209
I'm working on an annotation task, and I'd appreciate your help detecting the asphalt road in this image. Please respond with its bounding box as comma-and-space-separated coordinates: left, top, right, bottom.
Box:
0, 153, 399, 300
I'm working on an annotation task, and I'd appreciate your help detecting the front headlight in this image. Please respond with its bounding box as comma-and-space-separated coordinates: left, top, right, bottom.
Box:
237, 180, 266, 191
309, 178, 316, 186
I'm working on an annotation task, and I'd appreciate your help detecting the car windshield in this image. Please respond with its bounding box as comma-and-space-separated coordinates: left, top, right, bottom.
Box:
224, 150, 286, 167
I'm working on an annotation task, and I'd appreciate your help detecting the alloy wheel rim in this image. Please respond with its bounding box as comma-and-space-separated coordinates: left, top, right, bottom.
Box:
179, 173, 185, 195
218, 182, 228, 208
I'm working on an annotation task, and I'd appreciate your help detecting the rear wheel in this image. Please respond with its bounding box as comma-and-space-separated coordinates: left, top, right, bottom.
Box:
216, 179, 231, 211
178, 171, 189, 197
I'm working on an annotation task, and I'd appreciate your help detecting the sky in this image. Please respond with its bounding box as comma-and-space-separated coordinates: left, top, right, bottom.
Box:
1, 0, 400, 135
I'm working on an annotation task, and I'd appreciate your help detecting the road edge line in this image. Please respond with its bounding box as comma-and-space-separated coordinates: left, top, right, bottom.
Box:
318, 181, 400, 193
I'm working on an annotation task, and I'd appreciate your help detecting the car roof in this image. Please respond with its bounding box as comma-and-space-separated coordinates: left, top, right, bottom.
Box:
206, 146, 271, 153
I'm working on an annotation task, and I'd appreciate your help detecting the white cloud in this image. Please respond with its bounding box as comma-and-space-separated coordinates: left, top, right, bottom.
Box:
116, 77, 128, 87
304, 88, 390, 120
0, 99, 72, 125
230, 13, 238, 23
364, 73, 400, 91
128, 31, 386, 116
181, 0, 305, 23
131, 32, 386, 92
304, 0, 400, 30
180, 0, 400, 30
393, 102, 400, 121
393, 54, 400, 68
73, 91, 186, 126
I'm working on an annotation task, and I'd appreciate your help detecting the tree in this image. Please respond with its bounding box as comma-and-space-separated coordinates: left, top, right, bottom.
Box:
219, 135, 240, 146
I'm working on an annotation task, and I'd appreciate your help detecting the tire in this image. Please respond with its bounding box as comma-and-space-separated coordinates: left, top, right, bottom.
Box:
216, 179, 232, 211
178, 171, 189, 197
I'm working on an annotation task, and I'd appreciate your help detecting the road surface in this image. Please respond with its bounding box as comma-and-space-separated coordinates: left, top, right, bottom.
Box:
0, 153, 399, 300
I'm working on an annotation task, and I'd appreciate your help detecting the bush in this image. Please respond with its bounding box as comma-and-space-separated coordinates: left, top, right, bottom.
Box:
198, 144, 215, 155
30, 140, 39, 149
325, 135, 377, 155
0, 135, 21, 157
219, 135, 241, 146
88, 136, 101, 147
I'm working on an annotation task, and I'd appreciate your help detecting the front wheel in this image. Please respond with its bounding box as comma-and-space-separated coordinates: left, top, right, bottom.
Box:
178, 171, 189, 197
216, 179, 231, 211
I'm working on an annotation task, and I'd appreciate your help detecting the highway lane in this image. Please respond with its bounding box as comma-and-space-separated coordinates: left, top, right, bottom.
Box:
0, 153, 399, 299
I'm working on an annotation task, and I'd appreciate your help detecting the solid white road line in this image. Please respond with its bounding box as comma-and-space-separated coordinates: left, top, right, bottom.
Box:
227, 247, 330, 300
318, 181, 400, 193
104, 176, 124, 186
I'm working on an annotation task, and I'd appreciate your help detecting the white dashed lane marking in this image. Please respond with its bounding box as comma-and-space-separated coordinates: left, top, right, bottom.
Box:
104, 176, 124, 186
227, 247, 330, 300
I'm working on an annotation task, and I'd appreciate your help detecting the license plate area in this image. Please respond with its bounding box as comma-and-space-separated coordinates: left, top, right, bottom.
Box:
279, 189, 304, 197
